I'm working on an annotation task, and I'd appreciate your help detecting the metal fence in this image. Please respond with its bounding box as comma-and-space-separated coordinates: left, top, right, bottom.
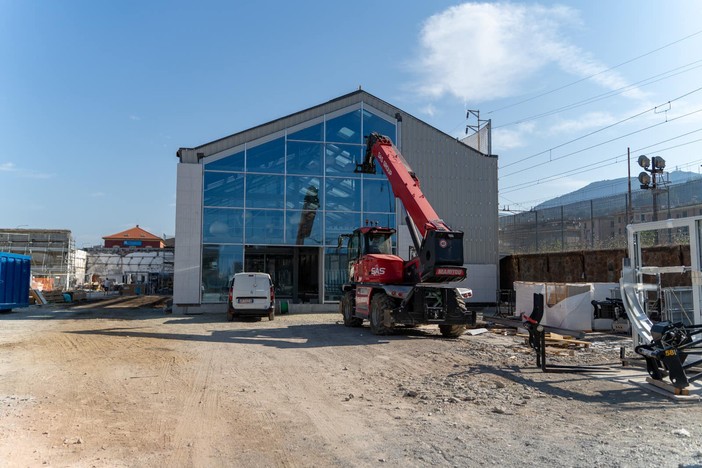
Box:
499, 178, 702, 254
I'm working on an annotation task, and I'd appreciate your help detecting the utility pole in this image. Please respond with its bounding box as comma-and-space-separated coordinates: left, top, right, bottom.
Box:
627, 148, 632, 224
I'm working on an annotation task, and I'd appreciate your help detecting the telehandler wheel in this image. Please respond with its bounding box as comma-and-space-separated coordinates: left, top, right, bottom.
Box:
341, 291, 363, 327
369, 292, 394, 335
439, 324, 466, 338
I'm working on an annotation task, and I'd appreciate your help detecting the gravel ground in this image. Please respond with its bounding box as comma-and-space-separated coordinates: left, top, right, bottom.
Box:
0, 303, 701, 467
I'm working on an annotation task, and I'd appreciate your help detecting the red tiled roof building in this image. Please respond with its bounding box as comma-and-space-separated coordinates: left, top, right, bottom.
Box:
103, 225, 165, 249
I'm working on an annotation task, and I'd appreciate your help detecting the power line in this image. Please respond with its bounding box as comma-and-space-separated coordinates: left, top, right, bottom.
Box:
493, 59, 702, 129
500, 133, 702, 194
486, 28, 702, 115
499, 86, 702, 171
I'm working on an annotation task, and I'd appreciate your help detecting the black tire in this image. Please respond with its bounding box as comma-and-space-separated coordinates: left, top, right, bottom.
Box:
369, 292, 395, 335
341, 290, 363, 327
439, 289, 469, 337
268, 309, 275, 321
227, 305, 235, 322
439, 324, 466, 338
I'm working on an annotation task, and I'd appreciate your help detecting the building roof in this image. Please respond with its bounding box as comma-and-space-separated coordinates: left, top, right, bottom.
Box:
103, 225, 163, 241
176, 89, 491, 163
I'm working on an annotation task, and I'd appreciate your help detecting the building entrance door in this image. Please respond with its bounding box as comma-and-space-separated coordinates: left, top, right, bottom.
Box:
244, 246, 319, 303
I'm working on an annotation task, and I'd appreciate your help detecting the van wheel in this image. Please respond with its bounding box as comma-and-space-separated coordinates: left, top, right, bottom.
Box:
227, 305, 236, 322
268, 310, 275, 321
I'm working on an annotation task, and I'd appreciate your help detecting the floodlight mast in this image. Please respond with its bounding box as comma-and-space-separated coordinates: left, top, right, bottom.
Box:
637, 155, 666, 222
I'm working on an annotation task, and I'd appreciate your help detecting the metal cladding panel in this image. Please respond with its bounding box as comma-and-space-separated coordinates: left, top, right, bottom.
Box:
174, 163, 203, 305
398, 116, 498, 266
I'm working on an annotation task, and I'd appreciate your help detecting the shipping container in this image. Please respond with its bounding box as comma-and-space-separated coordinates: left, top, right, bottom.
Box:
0, 252, 31, 311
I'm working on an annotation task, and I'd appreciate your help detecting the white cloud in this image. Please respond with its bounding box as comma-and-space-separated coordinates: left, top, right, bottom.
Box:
0, 162, 16, 171
493, 122, 536, 151
129, 115, 141, 121
547, 111, 616, 134
412, 3, 642, 102
0, 162, 53, 179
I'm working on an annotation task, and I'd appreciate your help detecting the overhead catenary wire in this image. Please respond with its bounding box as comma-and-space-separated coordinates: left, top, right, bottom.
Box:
493, 59, 702, 129
486, 28, 702, 115
499, 86, 702, 172
500, 133, 702, 194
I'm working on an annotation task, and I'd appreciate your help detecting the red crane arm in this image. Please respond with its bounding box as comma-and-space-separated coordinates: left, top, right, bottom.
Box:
362, 133, 451, 237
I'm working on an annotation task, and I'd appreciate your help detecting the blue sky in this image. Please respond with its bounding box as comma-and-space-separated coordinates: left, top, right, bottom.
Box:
2, 1, 702, 247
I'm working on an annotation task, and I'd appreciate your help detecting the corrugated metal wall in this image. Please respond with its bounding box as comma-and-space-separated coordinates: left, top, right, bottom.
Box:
398, 113, 498, 266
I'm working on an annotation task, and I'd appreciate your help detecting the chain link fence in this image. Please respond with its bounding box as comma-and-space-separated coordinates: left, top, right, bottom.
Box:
499, 178, 702, 254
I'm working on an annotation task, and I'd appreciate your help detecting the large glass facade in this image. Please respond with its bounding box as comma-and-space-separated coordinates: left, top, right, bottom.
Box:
201, 104, 397, 303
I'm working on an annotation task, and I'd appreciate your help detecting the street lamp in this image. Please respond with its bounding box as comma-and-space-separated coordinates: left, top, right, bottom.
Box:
638, 155, 666, 222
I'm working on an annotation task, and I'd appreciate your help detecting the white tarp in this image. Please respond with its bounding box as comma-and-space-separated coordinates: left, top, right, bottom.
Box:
514, 281, 618, 332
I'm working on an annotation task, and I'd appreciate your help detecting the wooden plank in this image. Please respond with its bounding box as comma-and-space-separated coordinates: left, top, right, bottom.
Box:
646, 377, 690, 396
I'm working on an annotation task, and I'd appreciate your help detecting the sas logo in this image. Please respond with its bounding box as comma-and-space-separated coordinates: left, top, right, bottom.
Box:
370, 267, 386, 276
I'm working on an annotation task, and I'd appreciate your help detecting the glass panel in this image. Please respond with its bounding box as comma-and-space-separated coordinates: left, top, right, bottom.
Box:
203, 208, 244, 243
204, 172, 244, 208
245, 174, 285, 209
286, 176, 322, 210
204, 150, 244, 172
286, 210, 323, 246
245, 209, 285, 244
326, 109, 362, 144
362, 109, 396, 141
324, 247, 348, 302
362, 213, 396, 231
325, 144, 362, 175
247, 137, 285, 173
288, 122, 323, 142
286, 141, 323, 175
201, 244, 243, 303
363, 178, 395, 213
325, 211, 362, 245
325, 177, 361, 212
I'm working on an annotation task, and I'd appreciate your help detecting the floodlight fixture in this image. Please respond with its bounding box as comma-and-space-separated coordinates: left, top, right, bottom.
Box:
638, 171, 651, 187
637, 155, 650, 169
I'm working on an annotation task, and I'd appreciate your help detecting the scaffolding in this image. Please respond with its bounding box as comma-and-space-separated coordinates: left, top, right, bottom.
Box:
84, 247, 174, 294
0, 229, 76, 291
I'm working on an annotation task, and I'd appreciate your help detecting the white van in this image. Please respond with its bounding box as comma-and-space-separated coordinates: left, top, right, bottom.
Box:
227, 272, 275, 321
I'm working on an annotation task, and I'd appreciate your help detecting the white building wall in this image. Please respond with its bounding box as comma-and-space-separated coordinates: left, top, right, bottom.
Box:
174, 163, 203, 307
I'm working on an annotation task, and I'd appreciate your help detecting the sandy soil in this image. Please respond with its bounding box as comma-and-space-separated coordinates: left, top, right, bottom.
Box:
1, 301, 701, 467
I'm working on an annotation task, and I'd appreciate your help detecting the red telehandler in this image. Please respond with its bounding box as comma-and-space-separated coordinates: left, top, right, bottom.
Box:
339, 133, 475, 337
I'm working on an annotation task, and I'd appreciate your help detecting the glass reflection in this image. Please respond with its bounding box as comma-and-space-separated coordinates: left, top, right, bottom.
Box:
245, 209, 285, 244
286, 210, 322, 246
287, 141, 323, 175
204, 172, 244, 208
247, 138, 285, 173
245, 174, 285, 209
363, 178, 395, 213
204, 150, 244, 172
325, 144, 362, 175
203, 208, 244, 244
324, 247, 348, 302
202, 244, 243, 303
287, 176, 322, 210
326, 110, 362, 144
324, 211, 362, 245
362, 110, 396, 141
325, 177, 361, 212
288, 123, 323, 142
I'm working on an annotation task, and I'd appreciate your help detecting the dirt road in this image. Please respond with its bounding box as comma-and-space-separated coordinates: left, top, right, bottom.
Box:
1, 303, 701, 467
